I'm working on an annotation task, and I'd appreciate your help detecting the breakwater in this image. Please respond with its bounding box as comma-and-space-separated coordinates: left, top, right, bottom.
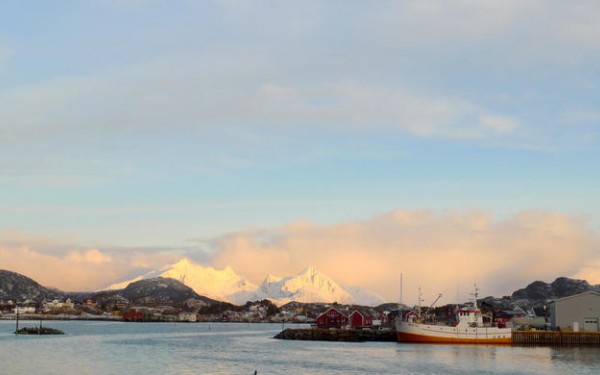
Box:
512, 331, 600, 347
274, 328, 396, 342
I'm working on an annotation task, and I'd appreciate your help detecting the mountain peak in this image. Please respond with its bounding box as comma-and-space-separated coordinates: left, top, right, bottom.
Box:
104, 259, 256, 302
173, 257, 192, 266
302, 265, 318, 275
263, 274, 282, 284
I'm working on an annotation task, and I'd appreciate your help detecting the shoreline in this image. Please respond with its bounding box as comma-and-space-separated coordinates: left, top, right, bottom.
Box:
0, 314, 122, 321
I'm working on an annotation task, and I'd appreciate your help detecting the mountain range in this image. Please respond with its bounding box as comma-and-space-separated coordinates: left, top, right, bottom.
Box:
106, 258, 384, 306
3, 262, 600, 310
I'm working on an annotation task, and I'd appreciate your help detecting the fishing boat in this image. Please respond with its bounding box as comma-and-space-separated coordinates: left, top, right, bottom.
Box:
396, 286, 512, 344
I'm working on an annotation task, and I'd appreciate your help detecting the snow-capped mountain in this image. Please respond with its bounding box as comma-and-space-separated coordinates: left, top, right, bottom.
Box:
228, 266, 384, 306
105, 259, 383, 306
261, 266, 354, 305
105, 258, 257, 302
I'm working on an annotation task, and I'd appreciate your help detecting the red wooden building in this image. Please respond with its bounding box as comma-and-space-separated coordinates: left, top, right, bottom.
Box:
122, 309, 144, 322
349, 310, 373, 328
315, 307, 348, 328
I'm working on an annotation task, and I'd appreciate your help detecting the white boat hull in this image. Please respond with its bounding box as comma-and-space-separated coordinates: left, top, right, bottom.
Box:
396, 321, 512, 344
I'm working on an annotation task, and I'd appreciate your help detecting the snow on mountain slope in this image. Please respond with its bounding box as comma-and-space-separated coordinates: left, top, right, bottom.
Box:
106, 259, 383, 306
229, 266, 384, 306
275, 266, 354, 304
344, 285, 385, 306
105, 258, 257, 302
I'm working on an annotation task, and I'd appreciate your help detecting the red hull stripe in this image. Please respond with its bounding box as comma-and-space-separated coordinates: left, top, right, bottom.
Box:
397, 332, 512, 345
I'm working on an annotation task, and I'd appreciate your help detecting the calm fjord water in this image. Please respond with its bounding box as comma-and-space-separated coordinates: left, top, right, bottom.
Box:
1, 321, 600, 374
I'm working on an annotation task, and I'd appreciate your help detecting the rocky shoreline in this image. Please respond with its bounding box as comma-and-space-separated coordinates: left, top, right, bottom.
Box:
274, 328, 396, 342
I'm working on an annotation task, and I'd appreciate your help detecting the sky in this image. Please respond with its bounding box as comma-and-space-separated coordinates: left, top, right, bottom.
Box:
1, 0, 600, 304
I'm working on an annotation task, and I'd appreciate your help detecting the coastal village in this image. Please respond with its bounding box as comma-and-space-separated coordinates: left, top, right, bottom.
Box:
2, 268, 600, 345
2, 285, 600, 334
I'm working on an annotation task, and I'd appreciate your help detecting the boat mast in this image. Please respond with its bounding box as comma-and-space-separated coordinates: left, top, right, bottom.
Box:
15, 304, 19, 334
399, 273, 403, 310
470, 284, 479, 309
417, 287, 423, 319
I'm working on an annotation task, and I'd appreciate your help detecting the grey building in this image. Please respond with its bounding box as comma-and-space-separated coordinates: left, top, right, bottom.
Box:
548, 291, 600, 331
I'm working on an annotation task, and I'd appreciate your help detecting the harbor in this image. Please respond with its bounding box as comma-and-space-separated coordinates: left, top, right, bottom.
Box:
3, 321, 600, 375
276, 327, 600, 347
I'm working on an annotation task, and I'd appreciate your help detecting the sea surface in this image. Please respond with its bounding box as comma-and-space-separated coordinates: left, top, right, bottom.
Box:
1, 320, 600, 374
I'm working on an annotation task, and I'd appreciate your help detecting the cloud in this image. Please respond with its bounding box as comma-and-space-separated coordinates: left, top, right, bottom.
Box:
208, 210, 600, 304
0, 246, 116, 291
365, 0, 600, 67
2, 209, 599, 302
0, 62, 520, 146
3, 0, 599, 157
0, 231, 178, 291
65, 249, 113, 264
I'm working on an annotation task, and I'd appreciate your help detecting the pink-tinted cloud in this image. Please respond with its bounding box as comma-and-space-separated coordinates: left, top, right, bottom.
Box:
0, 231, 177, 291
209, 210, 600, 304
2, 209, 598, 305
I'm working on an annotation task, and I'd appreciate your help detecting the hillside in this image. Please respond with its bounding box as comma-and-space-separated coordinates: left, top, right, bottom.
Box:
121, 277, 215, 306
0, 269, 64, 301
511, 277, 600, 302
105, 258, 257, 302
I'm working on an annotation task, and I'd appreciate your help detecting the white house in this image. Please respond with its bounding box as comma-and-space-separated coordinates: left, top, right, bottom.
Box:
14, 306, 36, 314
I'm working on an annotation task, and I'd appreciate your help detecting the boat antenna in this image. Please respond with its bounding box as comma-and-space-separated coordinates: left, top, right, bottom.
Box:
417, 287, 424, 318
470, 283, 479, 309
399, 273, 403, 310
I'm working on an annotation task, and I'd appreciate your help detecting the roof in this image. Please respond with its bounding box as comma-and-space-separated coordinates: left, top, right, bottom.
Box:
316, 307, 346, 319
548, 291, 600, 305
350, 309, 372, 318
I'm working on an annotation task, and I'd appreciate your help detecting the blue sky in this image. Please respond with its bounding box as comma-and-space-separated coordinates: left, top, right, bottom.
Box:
1, 1, 600, 299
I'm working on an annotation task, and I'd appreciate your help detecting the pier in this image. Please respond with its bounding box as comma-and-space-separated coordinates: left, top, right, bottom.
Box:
512, 331, 600, 347
274, 328, 396, 342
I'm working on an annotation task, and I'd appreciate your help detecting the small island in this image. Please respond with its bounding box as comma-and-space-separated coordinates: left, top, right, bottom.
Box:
15, 327, 64, 335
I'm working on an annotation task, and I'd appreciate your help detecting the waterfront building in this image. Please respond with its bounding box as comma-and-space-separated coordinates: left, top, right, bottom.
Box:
548, 291, 600, 331
315, 307, 348, 328
349, 310, 373, 328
